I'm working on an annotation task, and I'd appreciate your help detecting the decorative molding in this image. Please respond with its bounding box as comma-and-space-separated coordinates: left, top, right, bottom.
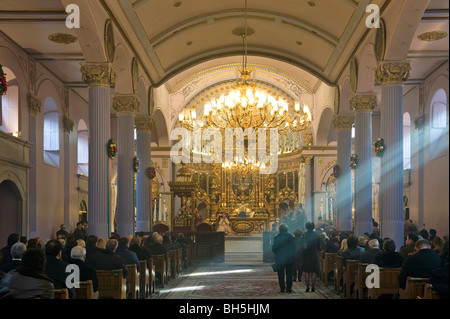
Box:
350, 57, 358, 93
81, 63, 116, 88
374, 61, 411, 86
104, 19, 115, 63
27, 93, 42, 115
135, 115, 154, 132
63, 115, 74, 134
350, 93, 377, 113
131, 57, 139, 94
112, 94, 140, 114
48, 33, 78, 45
417, 31, 448, 42
375, 18, 386, 63
333, 115, 354, 130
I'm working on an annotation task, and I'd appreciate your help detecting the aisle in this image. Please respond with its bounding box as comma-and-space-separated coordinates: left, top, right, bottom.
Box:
152, 253, 343, 300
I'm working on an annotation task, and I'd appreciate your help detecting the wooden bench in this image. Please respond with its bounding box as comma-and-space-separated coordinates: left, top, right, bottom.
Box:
322, 253, 338, 286
169, 249, 178, 279
354, 263, 369, 299
147, 258, 156, 295
152, 254, 167, 288
334, 256, 344, 293
54, 288, 69, 299
74, 280, 97, 299
96, 269, 127, 299
126, 264, 140, 299
367, 267, 401, 299
422, 283, 441, 299
400, 277, 429, 299
139, 260, 150, 299
177, 248, 183, 274
343, 259, 359, 298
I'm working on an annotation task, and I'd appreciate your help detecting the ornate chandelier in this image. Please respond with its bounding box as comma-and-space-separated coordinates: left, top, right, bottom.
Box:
178, 0, 311, 135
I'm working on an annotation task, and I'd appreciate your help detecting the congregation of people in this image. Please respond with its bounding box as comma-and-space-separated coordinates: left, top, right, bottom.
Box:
0, 221, 190, 299
272, 217, 449, 299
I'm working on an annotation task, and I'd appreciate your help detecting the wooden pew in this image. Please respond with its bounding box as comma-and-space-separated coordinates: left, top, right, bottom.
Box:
139, 260, 150, 299
96, 269, 127, 299
322, 253, 338, 286
343, 259, 359, 298
152, 254, 167, 288
147, 258, 156, 295
354, 263, 369, 299
334, 256, 344, 293
177, 248, 183, 274
367, 267, 401, 299
186, 243, 192, 267
165, 255, 172, 283
54, 288, 69, 299
169, 249, 178, 279
400, 277, 429, 299
74, 280, 97, 299
126, 264, 140, 299
422, 283, 441, 299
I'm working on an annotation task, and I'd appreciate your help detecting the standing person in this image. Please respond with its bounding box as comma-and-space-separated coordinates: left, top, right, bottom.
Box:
301, 222, 321, 292
56, 224, 69, 239
292, 228, 303, 282
272, 224, 295, 293
74, 222, 86, 241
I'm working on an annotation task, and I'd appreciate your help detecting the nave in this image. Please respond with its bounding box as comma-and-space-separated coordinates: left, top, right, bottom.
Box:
152, 252, 342, 300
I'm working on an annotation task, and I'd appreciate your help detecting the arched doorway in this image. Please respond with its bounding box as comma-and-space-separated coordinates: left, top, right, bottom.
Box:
0, 180, 22, 246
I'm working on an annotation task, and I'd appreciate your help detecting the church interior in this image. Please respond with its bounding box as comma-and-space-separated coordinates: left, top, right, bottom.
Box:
0, 0, 448, 303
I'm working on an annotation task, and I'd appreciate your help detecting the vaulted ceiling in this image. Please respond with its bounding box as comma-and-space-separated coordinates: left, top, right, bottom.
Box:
0, 0, 448, 99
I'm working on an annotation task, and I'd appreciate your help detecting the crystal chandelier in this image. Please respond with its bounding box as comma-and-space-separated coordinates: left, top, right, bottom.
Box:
178, 0, 312, 135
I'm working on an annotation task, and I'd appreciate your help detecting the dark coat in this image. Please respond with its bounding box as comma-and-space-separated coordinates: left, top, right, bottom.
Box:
74, 227, 86, 241
360, 248, 383, 264
373, 251, 405, 268
398, 248, 442, 289
0, 266, 54, 299
129, 244, 151, 262
301, 230, 321, 273
45, 255, 75, 298
272, 232, 295, 266
0, 260, 21, 273
115, 246, 140, 268
86, 249, 129, 279
70, 258, 99, 293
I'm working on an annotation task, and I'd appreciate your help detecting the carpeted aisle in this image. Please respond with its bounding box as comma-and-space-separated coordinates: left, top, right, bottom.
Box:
152, 253, 343, 300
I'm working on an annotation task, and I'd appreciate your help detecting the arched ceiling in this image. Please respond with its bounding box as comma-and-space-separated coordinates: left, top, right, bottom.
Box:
105, 0, 386, 87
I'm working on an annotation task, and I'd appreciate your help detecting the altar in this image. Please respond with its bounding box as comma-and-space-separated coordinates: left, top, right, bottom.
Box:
229, 216, 269, 236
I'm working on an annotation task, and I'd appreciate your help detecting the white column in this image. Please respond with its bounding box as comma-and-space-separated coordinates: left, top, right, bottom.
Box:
113, 95, 140, 237
81, 63, 115, 238
375, 61, 410, 250
27, 93, 41, 238
135, 116, 153, 233
333, 115, 354, 232
351, 94, 377, 236
302, 156, 313, 223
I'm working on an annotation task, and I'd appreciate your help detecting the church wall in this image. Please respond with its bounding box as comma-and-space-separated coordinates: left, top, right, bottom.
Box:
422, 67, 449, 236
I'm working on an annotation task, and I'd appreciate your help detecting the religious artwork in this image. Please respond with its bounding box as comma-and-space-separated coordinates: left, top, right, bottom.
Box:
216, 213, 231, 235
231, 172, 253, 201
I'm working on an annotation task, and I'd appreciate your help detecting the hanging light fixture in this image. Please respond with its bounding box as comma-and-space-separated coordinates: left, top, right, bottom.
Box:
178, 0, 311, 135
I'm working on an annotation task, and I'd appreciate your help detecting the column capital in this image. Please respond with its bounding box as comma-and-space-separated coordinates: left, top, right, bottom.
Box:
81, 63, 116, 87
27, 93, 42, 115
63, 114, 74, 134
414, 113, 426, 130
374, 61, 410, 87
350, 93, 377, 113
300, 156, 313, 165
135, 116, 154, 132
112, 94, 140, 114
333, 115, 354, 130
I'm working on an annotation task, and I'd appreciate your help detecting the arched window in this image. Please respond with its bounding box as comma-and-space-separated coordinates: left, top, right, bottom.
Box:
403, 112, 411, 170
77, 119, 89, 176
0, 67, 19, 135
430, 89, 448, 159
43, 98, 60, 167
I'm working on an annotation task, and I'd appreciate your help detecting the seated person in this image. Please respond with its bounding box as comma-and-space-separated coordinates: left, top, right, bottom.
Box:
44, 239, 75, 298
86, 239, 129, 279
0, 243, 26, 273
70, 245, 99, 298
339, 235, 362, 265
360, 239, 383, 264
398, 239, 441, 290
399, 233, 419, 258
373, 239, 404, 268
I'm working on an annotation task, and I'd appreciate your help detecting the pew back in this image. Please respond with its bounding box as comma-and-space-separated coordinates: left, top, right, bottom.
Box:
343, 259, 360, 298
401, 277, 429, 299
126, 264, 140, 299
152, 254, 167, 288
322, 253, 338, 286
354, 263, 369, 299
367, 267, 401, 299
139, 260, 150, 299
54, 288, 69, 299
74, 280, 96, 299
96, 269, 127, 299
334, 256, 344, 293
422, 283, 441, 299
